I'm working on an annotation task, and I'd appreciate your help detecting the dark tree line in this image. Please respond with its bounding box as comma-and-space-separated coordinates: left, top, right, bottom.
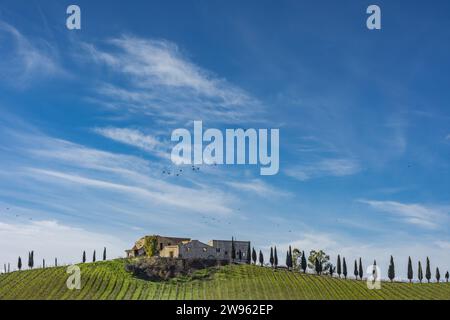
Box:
4, 243, 448, 284
28, 251, 34, 269
246, 244, 448, 284
81, 248, 107, 263
3, 247, 109, 273
6, 248, 106, 273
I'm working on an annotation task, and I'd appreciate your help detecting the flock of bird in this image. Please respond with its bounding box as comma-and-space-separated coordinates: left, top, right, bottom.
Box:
161, 165, 201, 177
159, 165, 295, 232
200, 215, 232, 226
1, 207, 295, 233
161, 163, 221, 177
1, 163, 298, 233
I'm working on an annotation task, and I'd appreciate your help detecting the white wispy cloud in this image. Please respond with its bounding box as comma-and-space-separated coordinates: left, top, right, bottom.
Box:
0, 220, 128, 269
358, 200, 448, 229
273, 231, 450, 281
435, 241, 450, 250
28, 168, 233, 216
29, 137, 151, 176
225, 179, 290, 198
0, 21, 64, 86
285, 158, 361, 181
26, 138, 235, 216
81, 36, 262, 123
94, 127, 165, 156
0, 118, 237, 223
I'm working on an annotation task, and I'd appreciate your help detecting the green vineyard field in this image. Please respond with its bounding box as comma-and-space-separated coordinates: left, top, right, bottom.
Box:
0, 259, 449, 300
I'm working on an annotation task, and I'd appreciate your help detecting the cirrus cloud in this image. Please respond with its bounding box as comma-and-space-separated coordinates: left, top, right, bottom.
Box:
285, 158, 361, 181
0, 21, 65, 87
358, 199, 449, 229
81, 36, 263, 123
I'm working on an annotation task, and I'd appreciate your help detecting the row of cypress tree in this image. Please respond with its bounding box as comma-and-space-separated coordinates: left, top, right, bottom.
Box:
241, 242, 449, 283
7, 247, 107, 272
6, 243, 450, 283
82, 247, 107, 263
405, 256, 448, 283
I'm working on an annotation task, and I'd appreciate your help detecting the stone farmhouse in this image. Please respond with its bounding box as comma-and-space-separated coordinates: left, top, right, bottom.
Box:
126, 235, 250, 261
125, 235, 190, 258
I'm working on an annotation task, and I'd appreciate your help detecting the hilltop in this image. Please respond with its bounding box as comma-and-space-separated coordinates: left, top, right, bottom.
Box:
0, 259, 449, 300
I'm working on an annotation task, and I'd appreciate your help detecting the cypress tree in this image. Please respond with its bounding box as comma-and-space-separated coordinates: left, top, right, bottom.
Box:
353, 260, 358, 279
436, 268, 440, 283
388, 255, 395, 282
425, 257, 431, 283
252, 248, 257, 265
343, 258, 347, 279
93, 250, 96, 262
231, 237, 236, 261
27, 251, 34, 269
418, 261, 423, 283
269, 247, 274, 267
288, 246, 293, 270
358, 258, 363, 280
43, 259, 45, 269
319, 259, 323, 274
372, 260, 377, 277
407, 257, 413, 283
337, 255, 341, 278
18, 256, 22, 271
239, 250, 243, 261
287, 246, 294, 270
445, 271, 449, 282
329, 263, 335, 277
274, 246, 278, 269
315, 258, 321, 275
55, 258, 58, 267
103, 247, 107, 261
301, 251, 307, 273
246, 245, 251, 264
286, 251, 290, 269
82, 251, 86, 263
259, 250, 264, 266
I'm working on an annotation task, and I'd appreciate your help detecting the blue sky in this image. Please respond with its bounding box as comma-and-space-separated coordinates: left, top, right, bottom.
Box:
0, 0, 449, 278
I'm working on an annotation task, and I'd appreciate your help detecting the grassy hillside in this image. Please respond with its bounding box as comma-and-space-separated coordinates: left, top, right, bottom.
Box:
0, 259, 449, 300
